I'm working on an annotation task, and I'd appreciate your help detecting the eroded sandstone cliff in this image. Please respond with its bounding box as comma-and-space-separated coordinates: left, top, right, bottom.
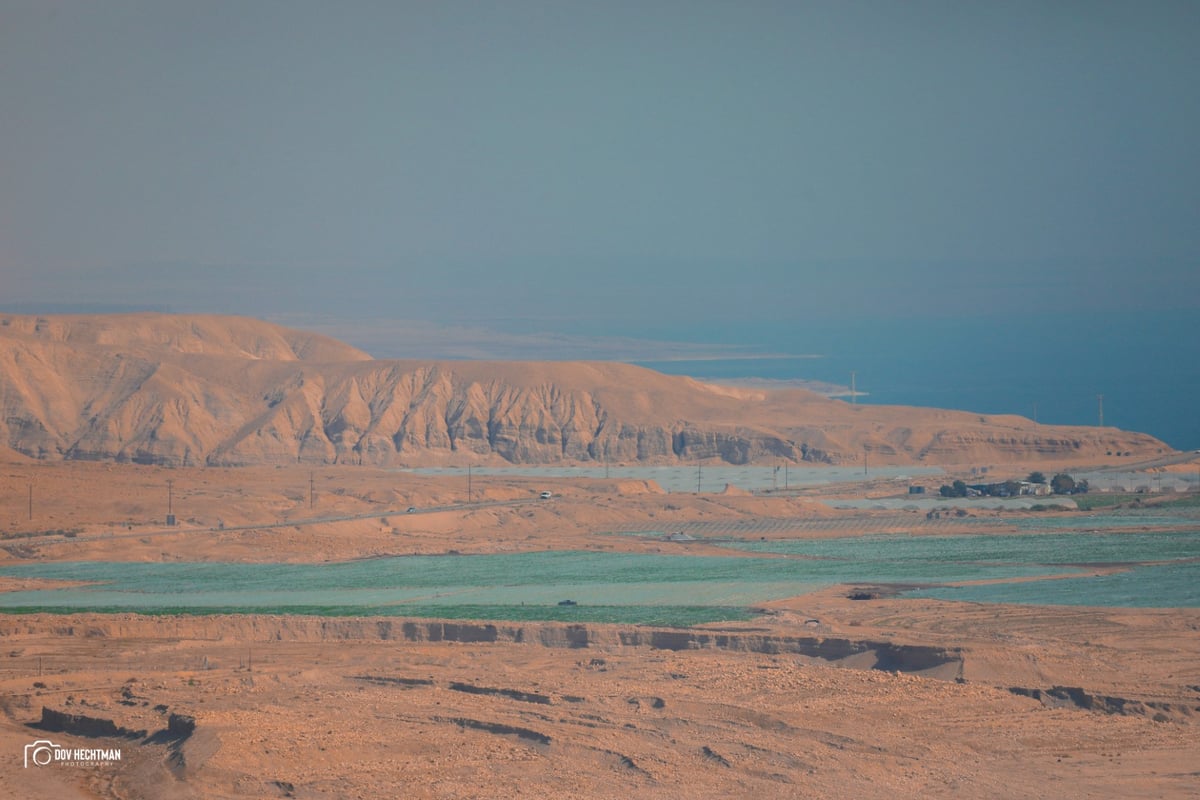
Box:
0, 313, 1169, 466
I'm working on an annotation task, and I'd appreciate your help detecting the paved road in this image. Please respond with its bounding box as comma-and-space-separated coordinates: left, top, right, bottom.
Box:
1083, 451, 1199, 474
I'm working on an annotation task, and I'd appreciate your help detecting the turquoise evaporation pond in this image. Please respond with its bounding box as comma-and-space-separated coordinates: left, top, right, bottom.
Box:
0, 546, 1087, 617
0, 553, 826, 617
713, 530, 1200, 608
0, 530, 1195, 618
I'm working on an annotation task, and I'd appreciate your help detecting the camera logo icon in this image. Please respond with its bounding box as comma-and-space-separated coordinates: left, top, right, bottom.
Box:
24, 739, 59, 768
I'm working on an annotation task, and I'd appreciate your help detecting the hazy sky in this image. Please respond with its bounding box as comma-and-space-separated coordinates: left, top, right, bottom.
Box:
2, 1, 1198, 332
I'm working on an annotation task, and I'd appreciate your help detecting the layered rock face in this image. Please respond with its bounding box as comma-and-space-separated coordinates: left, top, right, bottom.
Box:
0, 313, 1170, 467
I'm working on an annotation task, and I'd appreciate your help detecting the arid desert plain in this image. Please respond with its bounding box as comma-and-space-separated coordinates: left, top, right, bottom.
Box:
1, 458, 1197, 800
0, 315, 1197, 799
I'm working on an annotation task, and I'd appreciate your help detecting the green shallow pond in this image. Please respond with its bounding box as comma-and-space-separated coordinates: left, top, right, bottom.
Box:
907, 561, 1199, 608
711, 529, 1200, 566
0, 529, 1195, 623
711, 530, 1200, 608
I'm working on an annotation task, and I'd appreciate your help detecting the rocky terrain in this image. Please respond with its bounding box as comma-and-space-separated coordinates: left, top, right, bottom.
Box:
1, 597, 1196, 799
0, 313, 1170, 468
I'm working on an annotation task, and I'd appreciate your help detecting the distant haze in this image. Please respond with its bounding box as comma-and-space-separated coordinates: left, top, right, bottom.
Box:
3, 2, 1197, 320
2, 2, 1197, 445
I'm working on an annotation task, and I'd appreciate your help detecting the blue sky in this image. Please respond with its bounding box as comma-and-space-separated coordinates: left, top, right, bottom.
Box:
2, 1, 1198, 333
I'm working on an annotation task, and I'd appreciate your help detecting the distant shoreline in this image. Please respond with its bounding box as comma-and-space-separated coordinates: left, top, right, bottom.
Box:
694, 376, 862, 397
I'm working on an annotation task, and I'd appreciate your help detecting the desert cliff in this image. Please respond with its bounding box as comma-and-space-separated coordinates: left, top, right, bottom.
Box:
0, 313, 1169, 467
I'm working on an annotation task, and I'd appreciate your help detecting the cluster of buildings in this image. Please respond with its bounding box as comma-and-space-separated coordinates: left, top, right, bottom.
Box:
964, 480, 1053, 498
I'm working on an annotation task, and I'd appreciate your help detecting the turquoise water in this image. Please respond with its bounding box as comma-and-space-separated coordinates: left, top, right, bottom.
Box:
0, 552, 828, 620
908, 561, 1198, 608
1, 529, 1196, 621
712, 530, 1200, 565
628, 310, 1200, 450
713, 530, 1200, 607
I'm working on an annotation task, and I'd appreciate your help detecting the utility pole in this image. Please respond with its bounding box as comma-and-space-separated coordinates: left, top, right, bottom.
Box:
850, 371, 857, 405
784, 463, 789, 490
863, 446, 868, 476
696, 461, 702, 493
309, 472, 315, 509
166, 479, 174, 526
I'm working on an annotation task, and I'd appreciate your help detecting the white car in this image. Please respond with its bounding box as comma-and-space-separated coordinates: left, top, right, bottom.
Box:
539, 491, 553, 500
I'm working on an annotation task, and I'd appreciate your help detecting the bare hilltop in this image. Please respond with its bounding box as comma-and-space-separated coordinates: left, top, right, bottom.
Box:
0, 313, 1170, 468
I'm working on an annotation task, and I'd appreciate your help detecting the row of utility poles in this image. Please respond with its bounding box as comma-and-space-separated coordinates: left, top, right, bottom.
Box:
7, 383, 1178, 528
16, 458, 1200, 531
